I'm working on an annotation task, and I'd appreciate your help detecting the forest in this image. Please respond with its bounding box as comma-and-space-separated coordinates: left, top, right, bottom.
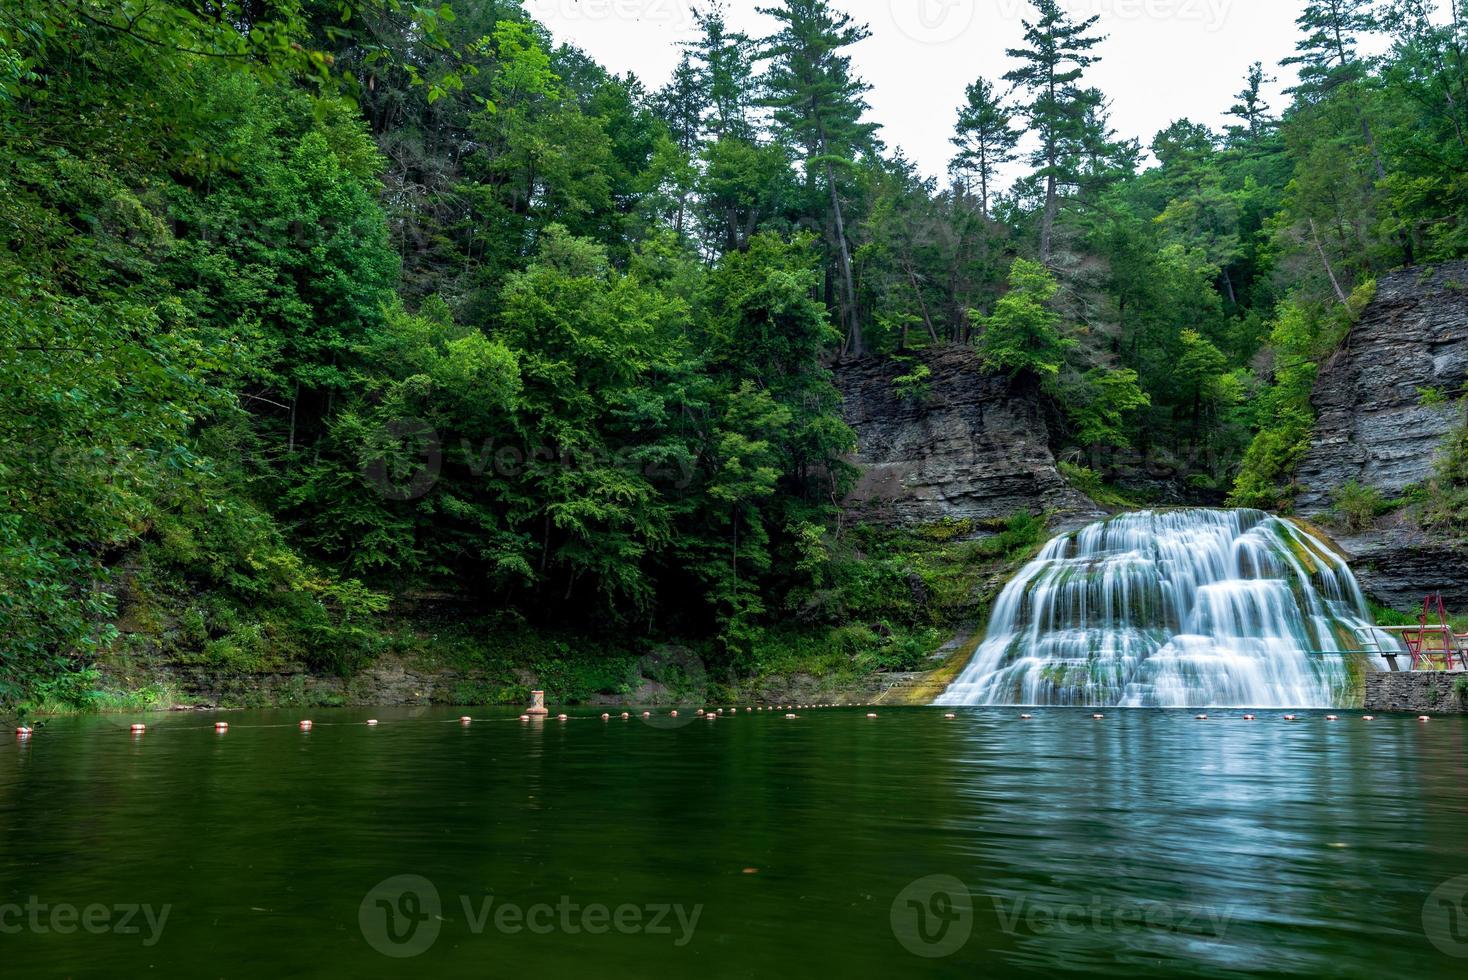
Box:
2, 0, 1467, 709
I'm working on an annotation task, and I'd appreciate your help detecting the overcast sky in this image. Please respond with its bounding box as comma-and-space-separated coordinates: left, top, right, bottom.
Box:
525, 0, 1321, 180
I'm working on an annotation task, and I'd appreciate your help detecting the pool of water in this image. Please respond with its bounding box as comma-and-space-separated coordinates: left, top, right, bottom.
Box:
2, 706, 1466, 976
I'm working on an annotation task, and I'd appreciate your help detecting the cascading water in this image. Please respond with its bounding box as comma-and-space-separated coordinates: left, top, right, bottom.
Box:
937, 509, 1389, 708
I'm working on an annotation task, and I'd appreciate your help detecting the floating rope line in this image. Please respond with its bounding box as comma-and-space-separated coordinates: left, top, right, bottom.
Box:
8, 705, 1451, 742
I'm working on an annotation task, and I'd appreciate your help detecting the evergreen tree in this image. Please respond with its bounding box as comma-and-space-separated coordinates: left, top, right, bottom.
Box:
1283, 0, 1382, 98
950, 77, 1021, 219
1227, 61, 1277, 138
758, 0, 880, 354
1003, 0, 1106, 262
654, 52, 706, 155
973, 258, 1074, 377
689, 3, 757, 141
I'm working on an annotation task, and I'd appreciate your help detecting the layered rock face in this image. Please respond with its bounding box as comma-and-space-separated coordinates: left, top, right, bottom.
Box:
1294, 262, 1468, 608
1331, 522, 1468, 610
1295, 262, 1468, 514
834, 346, 1100, 527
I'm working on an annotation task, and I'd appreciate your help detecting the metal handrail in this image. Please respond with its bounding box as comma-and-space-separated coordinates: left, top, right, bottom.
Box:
1349, 624, 1468, 671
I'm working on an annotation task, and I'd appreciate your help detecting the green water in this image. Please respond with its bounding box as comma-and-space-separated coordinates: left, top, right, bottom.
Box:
3, 706, 1467, 977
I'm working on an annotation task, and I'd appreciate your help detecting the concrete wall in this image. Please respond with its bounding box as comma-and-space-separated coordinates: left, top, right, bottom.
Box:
1365, 670, 1468, 714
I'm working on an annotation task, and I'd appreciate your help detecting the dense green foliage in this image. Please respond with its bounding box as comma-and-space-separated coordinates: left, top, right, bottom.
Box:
4, 0, 1468, 708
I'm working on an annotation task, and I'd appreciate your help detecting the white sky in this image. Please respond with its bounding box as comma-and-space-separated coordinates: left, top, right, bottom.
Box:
525, 0, 1315, 180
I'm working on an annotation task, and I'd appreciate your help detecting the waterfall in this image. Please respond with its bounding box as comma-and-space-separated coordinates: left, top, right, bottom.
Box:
936, 509, 1388, 708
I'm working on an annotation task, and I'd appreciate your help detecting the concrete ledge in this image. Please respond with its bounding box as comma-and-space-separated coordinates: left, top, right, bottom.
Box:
1365, 670, 1468, 714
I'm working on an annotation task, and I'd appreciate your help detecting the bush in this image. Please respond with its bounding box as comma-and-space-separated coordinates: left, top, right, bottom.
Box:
1059, 462, 1141, 509
1427, 407, 1468, 532
1331, 479, 1386, 531
891, 361, 933, 404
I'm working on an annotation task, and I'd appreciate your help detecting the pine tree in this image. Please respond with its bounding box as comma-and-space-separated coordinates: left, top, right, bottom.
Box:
950, 77, 1021, 219
689, 3, 757, 141
758, 0, 880, 355
1283, 1, 1389, 193
1227, 61, 1277, 137
1283, 0, 1381, 98
652, 52, 706, 236
1003, 0, 1106, 262
654, 52, 706, 156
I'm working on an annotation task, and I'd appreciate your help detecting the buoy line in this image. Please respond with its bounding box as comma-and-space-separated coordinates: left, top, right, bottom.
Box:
10, 705, 1450, 740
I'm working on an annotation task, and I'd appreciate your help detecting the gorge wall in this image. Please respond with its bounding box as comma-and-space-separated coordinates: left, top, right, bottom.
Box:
834, 346, 1100, 528
1295, 262, 1468, 513
1295, 262, 1468, 609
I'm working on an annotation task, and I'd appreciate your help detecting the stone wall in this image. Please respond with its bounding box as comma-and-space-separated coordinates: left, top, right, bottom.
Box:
1365, 670, 1468, 714
1296, 262, 1468, 514
834, 347, 1101, 528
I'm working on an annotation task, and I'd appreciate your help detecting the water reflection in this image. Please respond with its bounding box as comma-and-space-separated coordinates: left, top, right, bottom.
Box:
0, 707, 1463, 977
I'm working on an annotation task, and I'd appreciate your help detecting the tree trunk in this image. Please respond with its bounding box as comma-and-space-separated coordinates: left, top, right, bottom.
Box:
1309, 218, 1350, 306
825, 161, 862, 356
287, 382, 300, 455
1039, 172, 1058, 263
903, 261, 940, 344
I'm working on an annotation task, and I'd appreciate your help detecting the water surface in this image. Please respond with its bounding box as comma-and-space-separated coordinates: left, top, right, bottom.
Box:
2, 707, 1466, 976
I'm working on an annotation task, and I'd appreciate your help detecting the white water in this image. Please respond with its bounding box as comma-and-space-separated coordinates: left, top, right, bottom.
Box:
936, 509, 1390, 708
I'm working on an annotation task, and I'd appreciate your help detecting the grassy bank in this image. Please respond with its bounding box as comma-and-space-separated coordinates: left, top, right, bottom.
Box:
17, 514, 1046, 718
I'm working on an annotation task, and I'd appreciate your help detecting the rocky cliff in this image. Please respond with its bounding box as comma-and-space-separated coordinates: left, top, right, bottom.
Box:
1294, 262, 1468, 609
1296, 262, 1468, 514
834, 346, 1100, 528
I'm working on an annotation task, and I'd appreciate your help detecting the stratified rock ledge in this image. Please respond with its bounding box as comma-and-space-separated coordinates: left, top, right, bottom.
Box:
834, 347, 1101, 529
